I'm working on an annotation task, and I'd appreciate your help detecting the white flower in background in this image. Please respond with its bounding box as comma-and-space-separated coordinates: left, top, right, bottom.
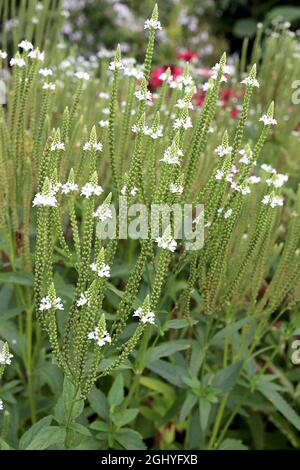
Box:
173, 116, 192, 130
215, 169, 224, 180
39, 68, 53, 77
262, 194, 284, 208
224, 208, 233, 219
0, 400, 3, 411
121, 185, 138, 197
0, 345, 13, 365
83, 141, 103, 152
177, 75, 194, 87
92, 203, 112, 221
77, 293, 88, 307
238, 149, 253, 164
169, 183, 183, 194
144, 19, 162, 30
109, 60, 124, 71
75, 71, 90, 80
215, 144, 233, 157
99, 120, 109, 127
28, 49, 44, 61
32, 190, 57, 207
175, 98, 193, 110
99, 91, 109, 99
18, 40, 34, 51
39, 295, 64, 311
156, 231, 177, 252
266, 173, 288, 188
241, 76, 259, 87
134, 88, 152, 102
259, 114, 277, 126
248, 175, 261, 184
261, 163, 277, 174
61, 182, 78, 194
133, 306, 155, 324
42, 82, 56, 91
160, 147, 183, 165
202, 82, 212, 91
81, 182, 103, 198
0, 51, 7, 59
50, 141, 65, 152
211, 62, 231, 82
10, 57, 26, 68
88, 327, 111, 347
90, 262, 111, 278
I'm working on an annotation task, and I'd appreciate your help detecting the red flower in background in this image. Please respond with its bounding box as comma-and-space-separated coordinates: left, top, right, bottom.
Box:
177, 50, 200, 62
149, 65, 182, 89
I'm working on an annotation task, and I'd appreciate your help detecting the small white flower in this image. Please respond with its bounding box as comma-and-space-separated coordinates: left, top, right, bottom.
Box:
75, 71, 90, 81
160, 147, 183, 165
77, 293, 88, 307
241, 76, 259, 87
215, 145, 233, 157
0, 346, 13, 366
262, 194, 284, 208
109, 60, 124, 71
88, 327, 111, 347
99, 91, 109, 99
10, 57, 26, 68
61, 182, 78, 194
90, 262, 111, 278
144, 19, 162, 30
83, 141, 103, 152
173, 117, 192, 130
156, 235, 177, 252
224, 208, 233, 219
99, 119, 109, 127
169, 183, 183, 194
266, 173, 288, 188
261, 163, 277, 174
175, 98, 193, 110
134, 89, 152, 102
39, 295, 63, 311
50, 142, 65, 152
248, 175, 261, 184
133, 306, 155, 325
202, 82, 212, 91
92, 204, 112, 221
259, 114, 277, 126
18, 40, 34, 51
42, 82, 56, 91
32, 192, 57, 207
81, 182, 103, 198
39, 68, 53, 77
28, 49, 44, 61
215, 169, 224, 180
0, 400, 3, 411
0, 51, 7, 59
238, 149, 251, 164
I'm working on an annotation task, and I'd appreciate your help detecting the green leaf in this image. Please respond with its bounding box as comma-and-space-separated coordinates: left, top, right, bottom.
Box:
212, 361, 243, 396
139, 376, 176, 405
165, 319, 198, 330
19, 416, 53, 449
180, 393, 197, 422
108, 375, 124, 409
218, 438, 249, 450
112, 408, 139, 427
148, 340, 191, 363
54, 377, 83, 425
209, 318, 249, 346
147, 359, 186, 387
258, 379, 300, 431
199, 398, 211, 431
233, 19, 257, 38
90, 420, 109, 432
25, 426, 66, 450
115, 428, 146, 450
88, 387, 109, 420
266, 6, 300, 24
0, 272, 34, 286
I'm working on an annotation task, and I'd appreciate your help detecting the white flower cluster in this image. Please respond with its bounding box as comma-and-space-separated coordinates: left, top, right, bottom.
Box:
215, 144, 233, 157
0, 345, 13, 366
39, 296, 64, 311
10, 57, 26, 68
88, 327, 111, 347
241, 76, 259, 87
77, 292, 88, 307
133, 306, 155, 324
131, 123, 163, 139
75, 71, 90, 81
93, 203, 112, 221
211, 63, 231, 82
80, 182, 103, 198
61, 181, 78, 194
90, 262, 111, 278
217, 207, 233, 219
43, 82, 56, 91
169, 182, 184, 194
144, 19, 162, 30
160, 146, 183, 165
134, 88, 152, 102
0, 50, 7, 59
121, 185, 138, 197
32, 185, 57, 207
83, 141, 103, 152
109, 60, 124, 72
156, 233, 177, 252
50, 141, 65, 152
262, 194, 284, 208
259, 114, 277, 126
173, 116, 192, 130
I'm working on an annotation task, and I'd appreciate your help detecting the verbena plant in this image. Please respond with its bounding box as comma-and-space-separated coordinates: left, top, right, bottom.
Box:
0, 2, 300, 450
